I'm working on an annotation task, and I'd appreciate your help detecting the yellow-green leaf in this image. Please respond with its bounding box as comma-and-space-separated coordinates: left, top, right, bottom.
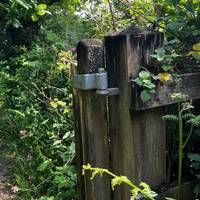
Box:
49, 101, 58, 108
37, 10, 46, 16
193, 43, 200, 51
31, 15, 38, 22
37, 4, 47, 10
158, 73, 172, 82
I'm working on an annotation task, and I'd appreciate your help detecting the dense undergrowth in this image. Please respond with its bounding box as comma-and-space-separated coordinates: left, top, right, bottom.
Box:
0, 0, 199, 200
0, 1, 91, 199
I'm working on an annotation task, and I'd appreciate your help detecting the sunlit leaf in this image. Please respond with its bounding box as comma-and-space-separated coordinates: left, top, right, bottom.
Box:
31, 15, 38, 22
193, 43, 200, 51
37, 4, 47, 10
158, 73, 172, 82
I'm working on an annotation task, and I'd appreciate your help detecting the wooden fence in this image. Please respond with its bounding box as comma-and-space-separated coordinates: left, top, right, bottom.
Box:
72, 26, 200, 200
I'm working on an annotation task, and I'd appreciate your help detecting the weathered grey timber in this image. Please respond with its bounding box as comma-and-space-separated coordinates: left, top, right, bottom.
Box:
105, 28, 166, 200
74, 39, 111, 200
135, 72, 200, 110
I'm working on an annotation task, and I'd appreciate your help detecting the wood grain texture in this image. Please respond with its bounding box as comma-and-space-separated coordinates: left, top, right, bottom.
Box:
72, 65, 85, 200
135, 72, 200, 110
105, 29, 166, 200
74, 39, 111, 200
157, 181, 196, 200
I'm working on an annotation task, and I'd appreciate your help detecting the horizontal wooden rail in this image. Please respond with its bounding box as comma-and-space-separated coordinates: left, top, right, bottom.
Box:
135, 72, 200, 110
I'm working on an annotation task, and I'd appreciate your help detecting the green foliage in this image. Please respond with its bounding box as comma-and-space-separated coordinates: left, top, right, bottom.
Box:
0, 42, 77, 199
0, 0, 199, 199
134, 71, 156, 102
188, 153, 200, 193
162, 115, 178, 122
151, 40, 180, 72
0, 1, 91, 199
83, 164, 158, 200
163, 93, 200, 200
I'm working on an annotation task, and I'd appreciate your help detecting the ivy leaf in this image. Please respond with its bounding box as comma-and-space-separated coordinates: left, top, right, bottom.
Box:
140, 90, 151, 103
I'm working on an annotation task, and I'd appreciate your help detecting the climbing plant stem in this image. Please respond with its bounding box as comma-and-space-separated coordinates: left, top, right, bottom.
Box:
177, 103, 183, 200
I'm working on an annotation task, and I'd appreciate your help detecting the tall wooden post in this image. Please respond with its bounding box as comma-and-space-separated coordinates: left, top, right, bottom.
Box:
73, 39, 111, 200
105, 27, 166, 199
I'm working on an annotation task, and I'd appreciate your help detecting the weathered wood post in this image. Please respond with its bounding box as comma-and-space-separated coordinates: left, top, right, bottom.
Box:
105, 27, 166, 199
73, 39, 111, 200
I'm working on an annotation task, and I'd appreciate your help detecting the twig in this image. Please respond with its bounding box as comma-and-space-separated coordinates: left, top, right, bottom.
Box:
107, 0, 117, 31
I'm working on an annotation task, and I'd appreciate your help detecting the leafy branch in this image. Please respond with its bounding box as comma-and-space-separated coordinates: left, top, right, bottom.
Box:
83, 164, 158, 200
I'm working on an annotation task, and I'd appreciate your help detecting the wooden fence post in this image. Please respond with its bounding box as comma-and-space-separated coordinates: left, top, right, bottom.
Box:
105, 27, 166, 200
73, 39, 111, 200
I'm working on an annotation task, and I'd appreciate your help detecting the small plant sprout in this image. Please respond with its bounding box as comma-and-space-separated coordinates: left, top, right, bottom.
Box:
134, 71, 156, 103
135, 70, 173, 103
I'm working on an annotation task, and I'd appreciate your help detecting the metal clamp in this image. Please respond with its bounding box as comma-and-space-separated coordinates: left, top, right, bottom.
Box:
72, 68, 119, 96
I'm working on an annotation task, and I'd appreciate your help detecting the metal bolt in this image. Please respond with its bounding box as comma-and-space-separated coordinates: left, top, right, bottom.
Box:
98, 68, 105, 73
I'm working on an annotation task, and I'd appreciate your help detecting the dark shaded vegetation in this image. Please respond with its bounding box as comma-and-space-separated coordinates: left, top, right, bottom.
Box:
0, 0, 199, 199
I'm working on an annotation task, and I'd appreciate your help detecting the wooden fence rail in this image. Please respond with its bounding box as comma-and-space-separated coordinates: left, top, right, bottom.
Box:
72, 26, 200, 200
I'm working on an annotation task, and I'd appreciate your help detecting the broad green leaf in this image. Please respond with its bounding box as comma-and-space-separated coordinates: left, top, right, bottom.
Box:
191, 162, 200, 170
53, 140, 62, 146
139, 71, 151, 80
69, 142, 75, 153
140, 90, 151, 103
54, 175, 66, 184
188, 153, 200, 162
63, 132, 71, 140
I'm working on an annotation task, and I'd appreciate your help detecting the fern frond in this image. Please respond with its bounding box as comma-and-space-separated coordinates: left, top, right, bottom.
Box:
162, 115, 178, 122
187, 115, 200, 127
182, 113, 195, 120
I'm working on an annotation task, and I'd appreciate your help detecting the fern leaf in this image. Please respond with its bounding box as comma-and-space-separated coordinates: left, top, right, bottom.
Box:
182, 113, 195, 120
187, 115, 200, 127
162, 115, 178, 122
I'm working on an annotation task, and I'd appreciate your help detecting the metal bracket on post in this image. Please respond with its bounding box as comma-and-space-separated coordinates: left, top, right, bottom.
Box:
72, 68, 119, 96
